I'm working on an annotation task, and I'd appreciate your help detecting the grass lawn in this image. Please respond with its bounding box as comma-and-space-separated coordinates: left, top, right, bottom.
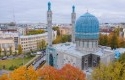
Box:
0, 57, 34, 70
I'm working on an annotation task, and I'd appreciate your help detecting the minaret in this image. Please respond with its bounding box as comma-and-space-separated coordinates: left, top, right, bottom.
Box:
71, 5, 76, 43
47, 2, 52, 46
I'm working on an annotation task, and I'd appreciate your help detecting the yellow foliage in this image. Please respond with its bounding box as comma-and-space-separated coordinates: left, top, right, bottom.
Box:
0, 74, 9, 80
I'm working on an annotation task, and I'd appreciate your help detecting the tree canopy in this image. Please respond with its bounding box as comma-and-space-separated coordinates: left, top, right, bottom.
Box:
53, 35, 71, 44
26, 29, 45, 35
18, 44, 23, 54
92, 52, 125, 80
99, 28, 125, 49
37, 64, 86, 80
0, 64, 86, 80
92, 62, 125, 80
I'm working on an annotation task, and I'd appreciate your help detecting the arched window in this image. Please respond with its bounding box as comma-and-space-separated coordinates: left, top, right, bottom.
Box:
83, 41, 84, 47
49, 54, 54, 66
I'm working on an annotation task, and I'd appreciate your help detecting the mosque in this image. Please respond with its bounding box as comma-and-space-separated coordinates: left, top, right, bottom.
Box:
46, 2, 115, 70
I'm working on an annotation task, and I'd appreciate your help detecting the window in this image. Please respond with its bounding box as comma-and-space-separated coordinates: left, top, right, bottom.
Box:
79, 41, 80, 46
83, 41, 84, 47
87, 41, 89, 48
92, 42, 93, 48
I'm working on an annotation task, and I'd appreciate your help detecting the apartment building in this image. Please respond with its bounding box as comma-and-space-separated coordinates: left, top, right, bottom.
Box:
19, 31, 57, 52
0, 32, 19, 50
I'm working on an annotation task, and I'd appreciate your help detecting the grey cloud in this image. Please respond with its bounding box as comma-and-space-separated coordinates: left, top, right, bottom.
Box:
0, 0, 125, 23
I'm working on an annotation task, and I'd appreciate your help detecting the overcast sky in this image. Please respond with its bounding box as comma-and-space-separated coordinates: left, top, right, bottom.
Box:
0, 0, 125, 23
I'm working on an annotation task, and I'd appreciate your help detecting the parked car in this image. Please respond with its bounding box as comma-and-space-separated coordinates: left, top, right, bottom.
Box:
2, 56, 7, 60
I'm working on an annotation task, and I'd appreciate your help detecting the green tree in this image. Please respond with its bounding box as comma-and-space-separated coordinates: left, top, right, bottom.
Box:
110, 32, 118, 49
99, 34, 103, 45
118, 52, 125, 63
37, 39, 46, 50
53, 36, 62, 44
41, 39, 46, 50
18, 45, 22, 54
61, 35, 68, 43
9, 46, 12, 55
114, 27, 120, 36
37, 41, 40, 50
52, 26, 59, 31
53, 35, 71, 44
27, 29, 45, 35
30, 49, 33, 53
4, 48, 7, 56
14, 51, 17, 56
92, 62, 125, 80
118, 37, 125, 48
52, 26, 60, 36
57, 29, 60, 36
103, 35, 108, 46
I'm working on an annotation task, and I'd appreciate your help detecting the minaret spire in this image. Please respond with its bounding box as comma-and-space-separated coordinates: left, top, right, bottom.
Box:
71, 5, 76, 43
72, 5, 75, 13
48, 2, 51, 11
47, 2, 52, 46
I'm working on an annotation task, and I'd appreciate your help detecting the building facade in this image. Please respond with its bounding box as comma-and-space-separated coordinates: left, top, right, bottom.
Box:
0, 38, 15, 53
59, 27, 72, 35
0, 32, 19, 50
19, 31, 57, 52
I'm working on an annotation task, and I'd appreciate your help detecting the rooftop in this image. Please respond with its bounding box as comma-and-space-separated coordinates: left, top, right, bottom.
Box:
53, 42, 114, 58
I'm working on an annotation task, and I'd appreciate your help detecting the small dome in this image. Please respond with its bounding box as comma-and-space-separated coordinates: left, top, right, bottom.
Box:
75, 12, 99, 39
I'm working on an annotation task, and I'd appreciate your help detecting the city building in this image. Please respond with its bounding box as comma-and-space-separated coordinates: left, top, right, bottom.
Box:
0, 38, 15, 53
0, 22, 17, 33
59, 27, 72, 35
0, 32, 19, 50
46, 2, 115, 70
19, 31, 57, 52
0, 29, 57, 52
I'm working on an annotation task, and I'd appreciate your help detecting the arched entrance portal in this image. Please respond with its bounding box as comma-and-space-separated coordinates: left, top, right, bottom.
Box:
49, 54, 54, 66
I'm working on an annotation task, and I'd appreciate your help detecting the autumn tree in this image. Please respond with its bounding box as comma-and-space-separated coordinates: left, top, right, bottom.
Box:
92, 62, 125, 80
52, 36, 62, 44
59, 64, 86, 80
18, 44, 22, 54
53, 35, 71, 44
37, 65, 60, 80
9, 66, 38, 80
109, 32, 118, 49
27, 29, 45, 35
114, 27, 120, 36
61, 35, 71, 43
0, 64, 85, 80
37, 64, 86, 80
118, 52, 125, 63
99, 34, 108, 46
103, 35, 108, 46
118, 37, 125, 48
0, 74, 9, 80
99, 28, 125, 48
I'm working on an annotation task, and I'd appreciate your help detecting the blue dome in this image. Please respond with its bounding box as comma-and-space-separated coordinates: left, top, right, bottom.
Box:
75, 12, 99, 39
